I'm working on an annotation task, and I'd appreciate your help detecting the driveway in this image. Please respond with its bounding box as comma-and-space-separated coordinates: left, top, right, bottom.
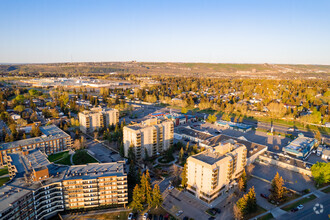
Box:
247, 177, 276, 210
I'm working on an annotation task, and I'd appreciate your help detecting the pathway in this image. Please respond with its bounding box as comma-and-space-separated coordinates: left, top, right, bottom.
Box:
70, 153, 74, 165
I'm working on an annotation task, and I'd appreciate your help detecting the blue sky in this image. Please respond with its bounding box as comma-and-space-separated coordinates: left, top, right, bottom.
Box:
1, 0, 329, 64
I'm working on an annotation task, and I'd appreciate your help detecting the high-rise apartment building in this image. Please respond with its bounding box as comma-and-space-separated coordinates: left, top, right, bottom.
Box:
78, 107, 119, 133
186, 140, 247, 204
0, 149, 127, 220
123, 118, 174, 160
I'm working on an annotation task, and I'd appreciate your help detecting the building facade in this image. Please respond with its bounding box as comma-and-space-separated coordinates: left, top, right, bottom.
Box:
123, 118, 174, 160
186, 140, 247, 204
0, 125, 72, 166
78, 107, 119, 133
0, 149, 127, 220
282, 133, 317, 159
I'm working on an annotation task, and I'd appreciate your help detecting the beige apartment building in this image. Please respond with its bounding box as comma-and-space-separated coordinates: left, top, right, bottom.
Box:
123, 118, 174, 160
79, 107, 119, 133
186, 139, 247, 204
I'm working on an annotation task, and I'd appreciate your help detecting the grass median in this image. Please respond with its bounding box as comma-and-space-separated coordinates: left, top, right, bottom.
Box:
282, 194, 317, 211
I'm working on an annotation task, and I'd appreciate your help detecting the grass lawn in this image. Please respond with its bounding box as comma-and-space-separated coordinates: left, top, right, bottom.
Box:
0, 177, 10, 187
0, 167, 8, 176
48, 151, 70, 162
321, 187, 330, 193
73, 150, 98, 165
282, 194, 317, 211
258, 212, 274, 220
78, 211, 130, 220
245, 205, 267, 220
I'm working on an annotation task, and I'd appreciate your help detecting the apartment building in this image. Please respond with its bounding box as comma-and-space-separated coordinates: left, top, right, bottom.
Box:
0, 149, 127, 220
186, 140, 247, 204
0, 125, 72, 166
78, 107, 119, 133
123, 118, 174, 160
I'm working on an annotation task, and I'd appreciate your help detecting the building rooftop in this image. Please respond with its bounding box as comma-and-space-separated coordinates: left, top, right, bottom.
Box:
0, 185, 31, 211
284, 134, 316, 153
203, 134, 267, 158
0, 125, 70, 151
261, 151, 313, 170
175, 127, 213, 141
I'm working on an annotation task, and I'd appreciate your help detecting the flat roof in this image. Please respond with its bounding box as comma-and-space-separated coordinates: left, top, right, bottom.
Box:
261, 151, 313, 170
175, 127, 213, 141
0, 125, 70, 151
284, 136, 316, 152
203, 134, 267, 158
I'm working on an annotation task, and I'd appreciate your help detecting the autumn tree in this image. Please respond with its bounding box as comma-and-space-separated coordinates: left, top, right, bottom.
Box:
236, 186, 257, 216
130, 185, 143, 212
270, 172, 286, 202
206, 113, 217, 124
238, 170, 247, 192
181, 163, 188, 188
140, 170, 153, 206
311, 162, 330, 186
151, 184, 163, 208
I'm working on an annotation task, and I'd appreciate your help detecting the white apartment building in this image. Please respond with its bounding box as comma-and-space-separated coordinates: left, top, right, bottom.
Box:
123, 118, 174, 160
186, 139, 247, 204
78, 107, 119, 133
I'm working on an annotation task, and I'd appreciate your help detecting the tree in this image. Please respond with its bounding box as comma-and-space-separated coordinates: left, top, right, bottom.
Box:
140, 171, 153, 206
128, 144, 136, 162
72, 139, 81, 150
181, 107, 188, 114
271, 172, 286, 202
311, 162, 330, 186
179, 147, 184, 162
314, 130, 321, 143
233, 203, 243, 220
130, 185, 143, 212
181, 163, 188, 188
206, 113, 217, 124
151, 184, 163, 208
238, 170, 247, 192
119, 142, 125, 157
14, 105, 25, 114
236, 186, 257, 216
80, 136, 86, 149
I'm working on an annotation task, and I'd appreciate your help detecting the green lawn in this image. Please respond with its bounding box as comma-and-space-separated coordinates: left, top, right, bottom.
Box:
321, 187, 330, 193
258, 213, 274, 220
47, 151, 70, 162
72, 150, 98, 165
0, 167, 9, 176
245, 205, 267, 220
0, 177, 10, 187
282, 194, 317, 211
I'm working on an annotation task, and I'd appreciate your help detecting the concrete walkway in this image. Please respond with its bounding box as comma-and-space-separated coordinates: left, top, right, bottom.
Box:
70, 153, 74, 165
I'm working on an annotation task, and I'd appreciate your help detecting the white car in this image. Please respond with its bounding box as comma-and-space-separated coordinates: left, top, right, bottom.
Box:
168, 186, 174, 190
176, 210, 183, 216
143, 213, 148, 220
297, 204, 304, 210
128, 213, 133, 220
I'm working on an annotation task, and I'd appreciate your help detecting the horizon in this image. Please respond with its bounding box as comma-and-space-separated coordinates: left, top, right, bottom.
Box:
1, 0, 330, 64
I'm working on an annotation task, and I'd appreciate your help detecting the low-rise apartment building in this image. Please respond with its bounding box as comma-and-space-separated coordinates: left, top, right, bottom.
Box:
78, 107, 119, 133
0, 149, 127, 220
186, 140, 247, 204
123, 118, 174, 160
0, 125, 72, 166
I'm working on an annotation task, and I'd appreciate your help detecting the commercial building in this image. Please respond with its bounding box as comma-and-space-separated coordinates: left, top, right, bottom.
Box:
0, 149, 128, 220
123, 118, 174, 160
0, 125, 72, 166
174, 126, 213, 144
186, 140, 247, 204
78, 107, 119, 133
282, 134, 318, 159
216, 120, 252, 133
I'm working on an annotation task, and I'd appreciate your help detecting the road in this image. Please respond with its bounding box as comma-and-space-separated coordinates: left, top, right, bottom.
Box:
278, 194, 330, 220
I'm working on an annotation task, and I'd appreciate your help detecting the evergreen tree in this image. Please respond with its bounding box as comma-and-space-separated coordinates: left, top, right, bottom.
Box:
181, 163, 188, 188
128, 160, 136, 186
238, 170, 247, 192
152, 184, 163, 208
271, 172, 286, 202
140, 171, 152, 206
128, 144, 135, 162
179, 147, 184, 162
130, 185, 143, 212
185, 142, 190, 151
119, 142, 125, 157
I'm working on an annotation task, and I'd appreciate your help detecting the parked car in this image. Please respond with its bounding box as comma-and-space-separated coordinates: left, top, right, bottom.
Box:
260, 193, 269, 199
128, 213, 133, 220
183, 217, 189, 220
168, 186, 174, 190
143, 213, 148, 220
297, 204, 304, 210
176, 210, 183, 216
291, 207, 298, 212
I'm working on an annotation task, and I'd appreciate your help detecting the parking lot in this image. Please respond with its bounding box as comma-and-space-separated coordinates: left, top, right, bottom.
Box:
251, 163, 316, 192
247, 177, 276, 210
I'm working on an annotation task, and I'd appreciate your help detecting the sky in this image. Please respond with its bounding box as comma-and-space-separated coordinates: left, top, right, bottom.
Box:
0, 0, 330, 64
